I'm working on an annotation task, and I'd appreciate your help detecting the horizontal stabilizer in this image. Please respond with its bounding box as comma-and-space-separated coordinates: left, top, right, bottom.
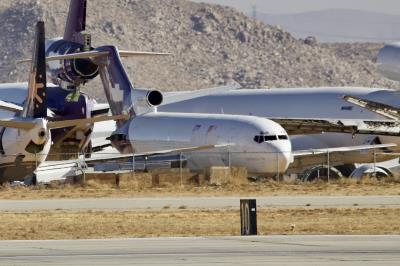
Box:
118, 50, 171, 57
343, 95, 400, 120
0, 118, 36, 130
17, 50, 170, 64
0, 100, 23, 113
48, 114, 129, 129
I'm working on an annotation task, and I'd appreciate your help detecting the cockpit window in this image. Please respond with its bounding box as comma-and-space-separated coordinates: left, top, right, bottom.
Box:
278, 135, 288, 140
264, 135, 277, 141
254, 134, 279, 143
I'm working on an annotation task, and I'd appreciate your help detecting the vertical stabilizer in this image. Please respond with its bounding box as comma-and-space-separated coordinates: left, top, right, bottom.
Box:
63, 0, 87, 44
23, 21, 47, 119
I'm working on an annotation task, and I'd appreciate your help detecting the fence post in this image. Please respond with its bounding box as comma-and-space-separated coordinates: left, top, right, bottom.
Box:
228, 149, 231, 169
327, 149, 330, 182
132, 153, 135, 179
180, 152, 183, 187
82, 152, 86, 184
373, 149, 377, 178
276, 152, 280, 181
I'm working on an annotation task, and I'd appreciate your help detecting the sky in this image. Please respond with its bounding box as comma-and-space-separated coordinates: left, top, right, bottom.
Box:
192, 0, 400, 15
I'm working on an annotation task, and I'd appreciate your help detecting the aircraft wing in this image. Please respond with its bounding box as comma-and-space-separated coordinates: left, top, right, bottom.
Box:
85, 143, 234, 164
343, 95, 400, 120
0, 100, 23, 113
34, 143, 234, 183
289, 143, 398, 174
273, 118, 400, 136
162, 83, 242, 105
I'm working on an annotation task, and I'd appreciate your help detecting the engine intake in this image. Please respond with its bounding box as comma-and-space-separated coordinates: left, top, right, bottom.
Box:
130, 89, 164, 116
46, 39, 99, 86
147, 90, 164, 106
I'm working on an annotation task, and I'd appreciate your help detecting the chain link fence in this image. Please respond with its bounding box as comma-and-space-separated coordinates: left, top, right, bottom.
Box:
1, 148, 382, 183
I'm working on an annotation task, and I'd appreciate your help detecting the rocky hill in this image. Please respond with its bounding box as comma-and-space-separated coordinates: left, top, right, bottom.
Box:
0, 0, 398, 100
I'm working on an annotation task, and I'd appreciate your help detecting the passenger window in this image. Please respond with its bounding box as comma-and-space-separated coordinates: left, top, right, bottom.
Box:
341, 106, 353, 111
278, 135, 288, 140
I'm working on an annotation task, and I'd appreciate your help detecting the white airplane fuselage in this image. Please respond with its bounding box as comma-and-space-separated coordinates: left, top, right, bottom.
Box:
0, 84, 50, 180
160, 87, 400, 152
111, 112, 292, 176
0, 119, 51, 181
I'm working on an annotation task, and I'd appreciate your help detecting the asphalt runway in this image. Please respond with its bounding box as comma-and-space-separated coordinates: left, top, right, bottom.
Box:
0, 236, 399, 265
0, 196, 399, 211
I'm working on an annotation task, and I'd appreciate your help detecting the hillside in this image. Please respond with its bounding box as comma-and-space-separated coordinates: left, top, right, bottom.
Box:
256, 9, 400, 43
0, 0, 397, 100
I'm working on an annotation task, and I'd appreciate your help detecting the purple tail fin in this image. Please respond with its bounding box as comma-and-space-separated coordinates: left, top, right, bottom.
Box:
23, 21, 47, 119
63, 0, 87, 44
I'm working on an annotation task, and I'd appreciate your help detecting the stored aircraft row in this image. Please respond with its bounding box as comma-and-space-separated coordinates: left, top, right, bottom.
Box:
2, 0, 400, 181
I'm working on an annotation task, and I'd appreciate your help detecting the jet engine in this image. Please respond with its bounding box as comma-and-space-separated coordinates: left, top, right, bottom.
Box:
131, 89, 163, 109
46, 39, 99, 86
377, 43, 400, 82
129, 89, 163, 116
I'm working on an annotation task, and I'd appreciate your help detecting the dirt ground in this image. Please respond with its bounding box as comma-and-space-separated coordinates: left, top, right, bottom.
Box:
0, 177, 399, 199
0, 208, 398, 240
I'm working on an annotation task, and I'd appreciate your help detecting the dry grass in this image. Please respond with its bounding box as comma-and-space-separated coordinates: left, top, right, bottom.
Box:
0, 177, 400, 199
0, 208, 399, 240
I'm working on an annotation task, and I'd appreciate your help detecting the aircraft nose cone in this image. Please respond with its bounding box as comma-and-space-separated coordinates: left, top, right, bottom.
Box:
271, 140, 292, 173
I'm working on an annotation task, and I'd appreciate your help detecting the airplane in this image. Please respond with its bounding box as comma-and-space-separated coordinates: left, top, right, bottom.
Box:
0, 21, 127, 182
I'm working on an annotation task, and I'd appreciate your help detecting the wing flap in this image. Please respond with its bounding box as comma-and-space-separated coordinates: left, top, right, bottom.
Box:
343, 95, 400, 120
273, 118, 400, 136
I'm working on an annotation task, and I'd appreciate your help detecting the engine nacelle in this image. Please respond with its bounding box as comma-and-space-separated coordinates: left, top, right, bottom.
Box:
130, 89, 163, 115
377, 43, 400, 82
46, 39, 99, 86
